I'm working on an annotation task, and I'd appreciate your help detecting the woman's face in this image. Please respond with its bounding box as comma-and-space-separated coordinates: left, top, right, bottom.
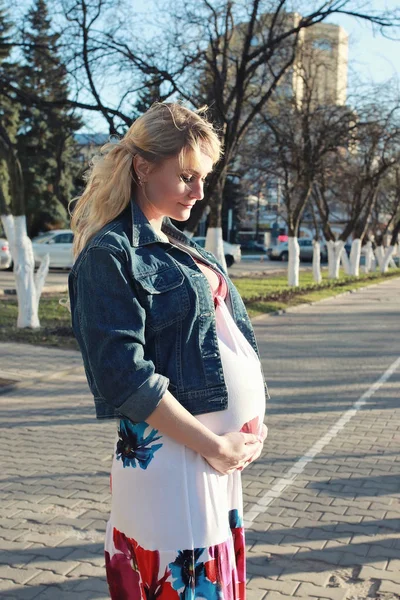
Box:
134, 151, 214, 223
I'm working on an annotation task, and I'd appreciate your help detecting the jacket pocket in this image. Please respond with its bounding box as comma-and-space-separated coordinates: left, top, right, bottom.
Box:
136, 266, 190, 331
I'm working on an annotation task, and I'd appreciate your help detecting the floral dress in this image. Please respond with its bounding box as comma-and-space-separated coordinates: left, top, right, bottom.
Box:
105, 249, 267, 599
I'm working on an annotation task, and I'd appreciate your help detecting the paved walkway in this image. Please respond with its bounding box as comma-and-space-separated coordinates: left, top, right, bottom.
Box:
0, 278, 399, 599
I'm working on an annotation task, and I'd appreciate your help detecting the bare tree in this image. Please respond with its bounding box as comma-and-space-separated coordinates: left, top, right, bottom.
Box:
369, 167, 400, 272
1, 0, 399, 270
239, 47, 357, 285
315, 99, 400, 277
0, 122, 50, 328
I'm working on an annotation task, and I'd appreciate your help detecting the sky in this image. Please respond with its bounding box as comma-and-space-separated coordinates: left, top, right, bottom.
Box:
326, 0, 400, 87
14, 0, 400, 132
81, 0, 400, 132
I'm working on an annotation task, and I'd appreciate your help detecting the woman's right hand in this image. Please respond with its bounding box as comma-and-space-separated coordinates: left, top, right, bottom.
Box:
202, 431, 261, 475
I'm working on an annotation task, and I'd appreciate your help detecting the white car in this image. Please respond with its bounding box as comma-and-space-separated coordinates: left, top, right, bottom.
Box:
32, 229, 74, 269
192, 236, 241, 267
0, 238, 12, 270
267, 239, 328, 262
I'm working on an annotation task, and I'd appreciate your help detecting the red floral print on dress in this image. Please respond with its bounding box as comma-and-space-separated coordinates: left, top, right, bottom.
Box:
105, 528, 178, 600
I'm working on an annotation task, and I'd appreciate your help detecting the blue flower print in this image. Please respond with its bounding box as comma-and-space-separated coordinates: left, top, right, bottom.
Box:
116, 420, 163, 469
169, 548, 218, 599
229, 509, 243, 529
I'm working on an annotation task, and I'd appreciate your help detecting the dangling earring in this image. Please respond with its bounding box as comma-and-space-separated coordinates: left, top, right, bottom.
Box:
138, 176, 142, 186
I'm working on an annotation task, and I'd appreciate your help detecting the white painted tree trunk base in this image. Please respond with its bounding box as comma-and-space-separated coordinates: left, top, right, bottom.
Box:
382, 245, 397, 273
363, 241, 373, 274
205, 227, 227, 272
327, 240, 345, 279
312, 241, 322, 284
288, 237, 300, 287
1, 214, 49, 328
340, 245, 351, 275
349, 238, 362, 277
374, 246, 385, 272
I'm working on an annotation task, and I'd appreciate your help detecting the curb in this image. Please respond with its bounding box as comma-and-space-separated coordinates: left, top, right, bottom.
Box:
2, 284, 68, 296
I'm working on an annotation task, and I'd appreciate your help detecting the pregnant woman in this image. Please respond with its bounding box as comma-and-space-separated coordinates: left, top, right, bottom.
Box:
68, 101, 269, 599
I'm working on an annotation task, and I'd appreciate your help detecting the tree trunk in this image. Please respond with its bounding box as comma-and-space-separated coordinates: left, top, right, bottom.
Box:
1, 214, 49, 328
381, 246, 397, 272
1, 122, 49, 328
349, 238, 362, 276
374, 245, 384, 271
327, 240, 345, 279
203, 175, 228, 271
340, 246, 351, 275
312, 240, 322, 284
362, 241, 374, 273
205, 227, 227, 272
288, 237, 300, 287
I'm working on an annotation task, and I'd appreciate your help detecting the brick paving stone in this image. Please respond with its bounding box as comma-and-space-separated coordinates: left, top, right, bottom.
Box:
359, 564, 400, 583
387, 558, 400, 571
277, 571, 332, 587
246, 562, 283, 579
1, 280, 400, 598
247, 576, 299, 594
248, 543, 300, 558
25, 570, 69, 586
246, 589, 268, 600
0, 566, 38, 585
67, 562, 106, 578
294, 583, 349, 599
69, 576, 109, 594
23, 558, 80, 576
379, 580, 400, 595
0, 582, 48, 600
280, 536, 326, 550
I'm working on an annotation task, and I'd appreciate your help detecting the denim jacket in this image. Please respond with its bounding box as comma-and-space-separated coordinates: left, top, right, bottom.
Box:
68, 198, 269, 422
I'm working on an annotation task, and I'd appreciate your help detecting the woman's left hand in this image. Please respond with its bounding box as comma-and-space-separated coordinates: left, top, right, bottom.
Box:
237, 423, 268, 470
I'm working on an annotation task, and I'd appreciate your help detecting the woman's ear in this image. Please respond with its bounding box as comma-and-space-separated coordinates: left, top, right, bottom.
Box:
133, 154, 152, 183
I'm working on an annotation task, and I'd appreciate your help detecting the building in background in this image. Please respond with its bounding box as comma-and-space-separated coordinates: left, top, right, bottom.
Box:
239, 15, 349, 242
294, 21, 348, 107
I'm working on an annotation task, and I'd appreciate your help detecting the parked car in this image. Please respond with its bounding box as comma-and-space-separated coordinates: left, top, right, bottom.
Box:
267, 239, 328, 262
32, 229, 74, 269
0, 238, 12, 270
192, 236, 241, 267
240, 240, 268, 252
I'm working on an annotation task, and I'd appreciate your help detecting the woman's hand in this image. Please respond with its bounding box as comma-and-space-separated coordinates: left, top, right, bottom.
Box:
202, 431, 261, 475
237, 423, 268, 470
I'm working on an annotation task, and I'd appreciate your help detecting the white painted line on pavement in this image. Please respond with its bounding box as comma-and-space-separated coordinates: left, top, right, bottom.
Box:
243, 355, 400, 527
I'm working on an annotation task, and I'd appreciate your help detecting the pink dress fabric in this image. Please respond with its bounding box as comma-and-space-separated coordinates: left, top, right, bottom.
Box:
192, 258, 228, 306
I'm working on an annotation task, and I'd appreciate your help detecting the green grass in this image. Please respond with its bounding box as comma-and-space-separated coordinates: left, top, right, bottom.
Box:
1, 268, 399, 348
233, 269, 400, 318
0, 294, 79, 350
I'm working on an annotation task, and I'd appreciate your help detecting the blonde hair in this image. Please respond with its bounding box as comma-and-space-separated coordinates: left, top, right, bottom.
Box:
69, 102, 223, 259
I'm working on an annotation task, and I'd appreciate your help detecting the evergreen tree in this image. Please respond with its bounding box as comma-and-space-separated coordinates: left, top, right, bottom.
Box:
0, 2, 20, 223
17, 0, 82, 237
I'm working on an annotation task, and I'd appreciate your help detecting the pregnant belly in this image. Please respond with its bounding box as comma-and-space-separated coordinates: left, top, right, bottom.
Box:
195, 335, 266, 437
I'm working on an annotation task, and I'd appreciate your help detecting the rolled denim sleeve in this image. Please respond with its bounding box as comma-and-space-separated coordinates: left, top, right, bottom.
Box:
72, 246, 169, 422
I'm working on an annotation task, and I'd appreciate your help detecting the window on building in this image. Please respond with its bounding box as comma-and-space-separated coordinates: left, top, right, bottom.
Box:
312, 39, 332, 52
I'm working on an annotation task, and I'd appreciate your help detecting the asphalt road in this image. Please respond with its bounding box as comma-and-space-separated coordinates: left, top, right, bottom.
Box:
0, 278, 399, 598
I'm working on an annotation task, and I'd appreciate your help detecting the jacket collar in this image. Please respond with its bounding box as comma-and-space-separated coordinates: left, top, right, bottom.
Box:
129, 197, 198, 249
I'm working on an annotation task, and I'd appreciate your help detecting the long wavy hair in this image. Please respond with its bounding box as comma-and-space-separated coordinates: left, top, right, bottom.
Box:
69, 102, 223, 259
